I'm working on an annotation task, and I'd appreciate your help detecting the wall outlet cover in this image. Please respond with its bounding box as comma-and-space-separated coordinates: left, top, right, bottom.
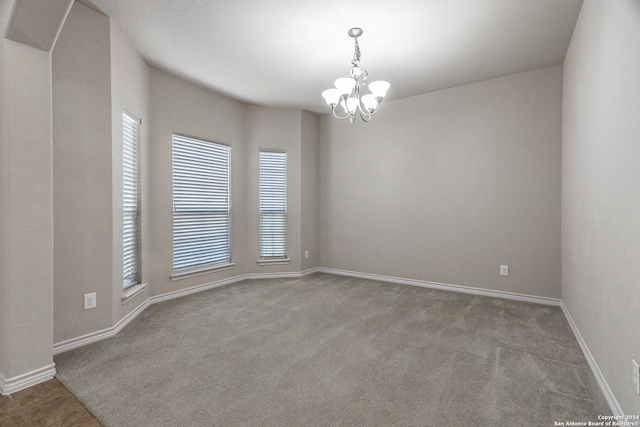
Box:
84, 292, 96, 310
500, 265, 509, 276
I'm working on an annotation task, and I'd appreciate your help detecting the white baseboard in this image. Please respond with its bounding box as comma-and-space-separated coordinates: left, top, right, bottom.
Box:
53, 298, 152, 355
150, 275, 246, 305
301, 267, 319, 277
51, 266, 620, 417
316, 267, 562, 306
53, 269, 320, 355
244, 271, 305, 280
561, 302, 624, 416
0, 363, 56, 395
53, 266, 560, 355
319, 268, 623, 415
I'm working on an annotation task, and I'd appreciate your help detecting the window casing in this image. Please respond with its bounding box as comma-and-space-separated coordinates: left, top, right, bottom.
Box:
123, 111, 140, 289
259, 150, 287, 259
172, 134, 231, 273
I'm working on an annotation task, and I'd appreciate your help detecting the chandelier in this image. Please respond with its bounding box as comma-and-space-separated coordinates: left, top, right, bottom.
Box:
322, 28, 390, 123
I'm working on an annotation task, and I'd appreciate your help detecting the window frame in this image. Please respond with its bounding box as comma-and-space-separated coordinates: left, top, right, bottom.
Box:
171, 133, 233, 279
258, 149, 288, 264
122, 109, 141, 290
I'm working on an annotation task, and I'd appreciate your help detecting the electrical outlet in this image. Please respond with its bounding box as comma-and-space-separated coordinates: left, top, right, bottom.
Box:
304, 250, 309, 259
633, 359, 639, 395
500, 265, 509, 276
84, 292, 96, 310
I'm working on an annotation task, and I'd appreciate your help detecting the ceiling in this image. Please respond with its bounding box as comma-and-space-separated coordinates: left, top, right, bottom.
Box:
83, 0, 583, 114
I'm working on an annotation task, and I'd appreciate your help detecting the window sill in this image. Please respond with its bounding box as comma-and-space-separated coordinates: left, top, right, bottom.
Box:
257, 258, 290, 266
122, 282, 148, 304
170, 262, 235, 281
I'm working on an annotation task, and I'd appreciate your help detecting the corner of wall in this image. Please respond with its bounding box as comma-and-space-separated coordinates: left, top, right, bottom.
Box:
0, 37, 55, 390
301, 110, 320, 272
561, 0, 640, 415
52, 1, 114, 343
109, 15, 152, 327
0, 36, 8, 381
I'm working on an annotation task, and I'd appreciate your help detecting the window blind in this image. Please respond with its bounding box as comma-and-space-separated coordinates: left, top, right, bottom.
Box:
172, 134, 231, 272
123, 111, 140, 289
259, 150, 287, 258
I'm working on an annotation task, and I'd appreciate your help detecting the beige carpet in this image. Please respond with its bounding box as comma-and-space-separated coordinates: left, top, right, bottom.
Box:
55, 273, 610, 426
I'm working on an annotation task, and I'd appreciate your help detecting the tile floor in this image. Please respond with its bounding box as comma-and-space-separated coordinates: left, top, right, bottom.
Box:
0, 378, 101, 427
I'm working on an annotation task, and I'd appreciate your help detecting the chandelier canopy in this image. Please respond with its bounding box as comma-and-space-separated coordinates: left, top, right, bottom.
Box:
322, 28, 390, 123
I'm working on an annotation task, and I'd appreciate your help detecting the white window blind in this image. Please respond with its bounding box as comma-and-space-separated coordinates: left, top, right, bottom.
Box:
172, 134, 231, 272
123, 111, 140, 289
259, 150, 287, 258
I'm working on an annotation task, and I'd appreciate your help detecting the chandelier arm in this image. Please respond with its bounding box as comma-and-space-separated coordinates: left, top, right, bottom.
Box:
368, 104, 382, 116
354, 91, 381, 118
331, 100, 353, 120
359, 113, 373, 123
356, 99, 374, 117
332, 109, 353, 120
356, 102, 369, 118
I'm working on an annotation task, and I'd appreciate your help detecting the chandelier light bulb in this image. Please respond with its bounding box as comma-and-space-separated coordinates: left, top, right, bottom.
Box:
361, 94, 378, 113
345, 97, 358, 114
368, 81, 390, 100
322, 88, 340, 108
334, 77, 356, 96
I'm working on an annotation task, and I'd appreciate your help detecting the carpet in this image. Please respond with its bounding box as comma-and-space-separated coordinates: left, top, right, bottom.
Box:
55, 273, 610, 426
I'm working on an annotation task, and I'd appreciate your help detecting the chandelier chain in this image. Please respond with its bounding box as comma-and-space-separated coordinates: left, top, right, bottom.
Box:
351, 37, 361, 67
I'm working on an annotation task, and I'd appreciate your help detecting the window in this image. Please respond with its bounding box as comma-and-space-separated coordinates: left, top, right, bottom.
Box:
123, 110, 140, 289
172, 134, 231, 273
259, 150, 287, 259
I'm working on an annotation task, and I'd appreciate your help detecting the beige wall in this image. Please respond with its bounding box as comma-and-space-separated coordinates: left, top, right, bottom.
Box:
0, 37, 54, 381
52, 3, 153, 343
148, 67, 314, 296
319, 66, 562, 298
47, 9, 319, 344
562, 0, 640, 415
52, 2, 113, 342
4, 0, 71, 52
148, 67, 248, 296
244, 105, 303, 274
109, 21, 150, 321
0, 1, 13, 36
0, 36, 7, 380
301, 110, 319, 271
0, 0, 74, 393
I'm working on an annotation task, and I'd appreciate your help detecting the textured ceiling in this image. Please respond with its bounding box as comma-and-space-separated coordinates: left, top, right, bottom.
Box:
83, 0, 583, 114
